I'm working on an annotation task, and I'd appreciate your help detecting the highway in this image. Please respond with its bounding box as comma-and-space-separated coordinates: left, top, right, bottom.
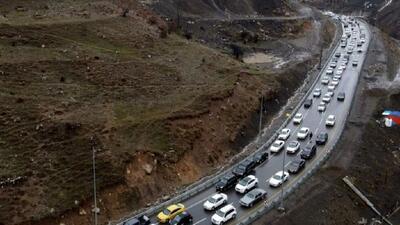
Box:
122, 16, 371, 225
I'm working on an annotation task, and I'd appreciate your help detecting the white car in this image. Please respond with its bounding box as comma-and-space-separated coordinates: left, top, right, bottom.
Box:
327, 90, 335, 97
318, 102, 326, 112
328, 85, 336, 91
270, 140, 285, 153
326, 115, 336, 127
235, 175, 258, 194
269, 171, 289, 187
326, 69, 334, 75
331, 80, 339, 86
278, 128, 291, 140
329, 62, 337, 68
203, 193, 228, 211
297, 127, 310, 140
332, 77, 339, 82
211, 204, 237, 225
322, 93, 332, 103
321, 76, 330, 85
336, 69, 343, 75
333, 75, 341, 80
313, 88, 322, 97
286, 140, 300, 154
293, 113, 303, 124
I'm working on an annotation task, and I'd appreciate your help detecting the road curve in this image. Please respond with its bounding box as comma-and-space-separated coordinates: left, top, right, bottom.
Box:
115, 16, 371, 225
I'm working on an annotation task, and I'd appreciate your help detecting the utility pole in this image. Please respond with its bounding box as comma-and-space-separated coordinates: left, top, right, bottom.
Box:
91, 136, 98, 225
259, 96, 264, 136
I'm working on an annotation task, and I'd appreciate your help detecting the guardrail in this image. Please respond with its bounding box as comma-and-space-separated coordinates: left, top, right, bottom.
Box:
237, 18, 371, 225
110, 11, 345, 225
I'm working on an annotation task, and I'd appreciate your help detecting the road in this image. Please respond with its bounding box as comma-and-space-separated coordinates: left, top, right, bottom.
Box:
118, 16, 371, 225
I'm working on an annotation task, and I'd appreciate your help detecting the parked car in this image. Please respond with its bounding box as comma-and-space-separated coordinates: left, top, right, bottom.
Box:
169, 212, 193, 225
122, 215, 151, 225
216, 174, 239, 192
316, 132, 328, 145
278, 128, 291, 140
286, 140, 300, 154
300, 143, 317, 160
235, 175, 258, 194
293, 113, 303, 124
313, 88, 322, 97
287, 158, 306, 174
337, 92, 346, 101
318, 102, 326, 112
270, 140, 285, 153
253, 151, 269, 165
304, 98, 313, 108
325, 115, 336, 127
157, 204, 186, 223
297, 127, 310, 140
232, 159, 256, 177
268, 171, 289, 187
203, 193, 228, 211
239, 188, 267, 208
211, 205, 237, 225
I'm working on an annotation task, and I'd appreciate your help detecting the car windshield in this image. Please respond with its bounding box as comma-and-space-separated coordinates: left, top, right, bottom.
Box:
295, 114, 302, 118
162, 208, 171, 215
288, 142, 297, 147
239, 177, 250, 186
299, 129, 307, 134
273, 174, 282, 180
216, 210, 225, 218
208, 196, 217, 203
272, 142, 281, 147
318, 134, 325, 139
246, 193, 255, 199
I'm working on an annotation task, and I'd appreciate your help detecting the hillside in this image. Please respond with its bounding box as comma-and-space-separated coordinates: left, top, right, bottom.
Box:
0, 1, 332, 225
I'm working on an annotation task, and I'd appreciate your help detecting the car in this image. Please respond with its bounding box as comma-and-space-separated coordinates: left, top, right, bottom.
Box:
293, 113, 303, 124
337, 92, 345, 101
232, 159, 256, 177
203, 193, 228, 211
321, 76, 330, 85
286, 140, 300, 154
253, 151, 269, 165
326, 68, 334, 75
331, 80, 339, 86
335, 52, 341, 57
334, 74, 342, 80
329, 62, 337, 68
157, 204, 186, 223
358, 48, 362, 53
269, 171, 289, 187
332, 77, 340, 82
327, 90, 335, 97
304, 98, 313, 108
278, 128, 291, 140
328, 85, 336, 91
313, 88, 322, 97
211, 204, 237, 225
341, 43, 346, 48
235, 175, 258, 194
169, 212, 193, 225
216, 174, 239, 192
287, 158, 306, 174
344, 54, 350, 60
300, 143, 317, 160
318, 102, 326, 112
326, 115, 336, 127
322, 93, 332, 103
361, 38, 366, 43
316, 132, 328, 145
122, 215, 151, 225
297, 127, 310, 140
336, 69, 343, 75
239, 188, 267, 208
352, 60, 358, 66
270, 140, 285, 153
347, 49, 353, 54
357, 42, 362, 47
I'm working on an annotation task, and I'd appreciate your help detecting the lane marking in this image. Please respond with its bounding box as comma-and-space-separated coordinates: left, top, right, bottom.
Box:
187, 195, 210, 210
193, 218, 207, 225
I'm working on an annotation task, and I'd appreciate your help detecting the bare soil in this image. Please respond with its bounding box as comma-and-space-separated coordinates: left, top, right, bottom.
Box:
0, 1, 334, 225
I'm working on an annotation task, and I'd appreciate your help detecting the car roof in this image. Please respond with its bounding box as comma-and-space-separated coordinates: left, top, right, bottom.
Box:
167, 204, 181, 211
224, 173, 236, 179
220, 204, 234, 212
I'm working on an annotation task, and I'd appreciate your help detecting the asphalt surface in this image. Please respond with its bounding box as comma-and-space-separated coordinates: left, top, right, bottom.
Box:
147, 17, 370, 225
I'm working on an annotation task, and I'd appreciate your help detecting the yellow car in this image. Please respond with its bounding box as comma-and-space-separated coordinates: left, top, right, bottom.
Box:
157, 203, 186, 223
